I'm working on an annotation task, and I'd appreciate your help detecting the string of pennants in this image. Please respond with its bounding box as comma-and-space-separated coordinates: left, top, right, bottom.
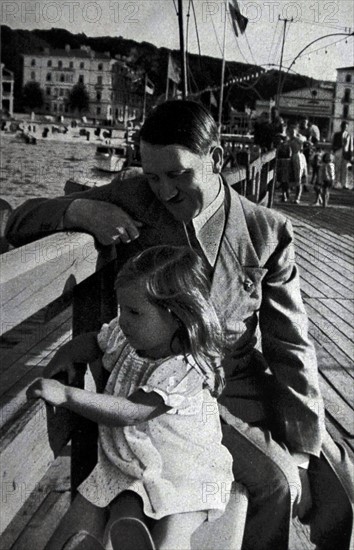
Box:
187, 69, 264, 100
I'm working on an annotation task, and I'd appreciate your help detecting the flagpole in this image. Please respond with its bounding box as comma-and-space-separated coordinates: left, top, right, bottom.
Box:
177, 0, 188, 99
165, 54, 170, 100
142, 73, 147, 123
217, 2, 228, 136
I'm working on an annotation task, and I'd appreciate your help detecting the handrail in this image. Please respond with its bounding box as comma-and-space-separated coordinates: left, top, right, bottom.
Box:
0, 232, 99, 336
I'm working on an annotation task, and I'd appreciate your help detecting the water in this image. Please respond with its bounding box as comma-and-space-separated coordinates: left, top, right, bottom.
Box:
0, 134, 113, 209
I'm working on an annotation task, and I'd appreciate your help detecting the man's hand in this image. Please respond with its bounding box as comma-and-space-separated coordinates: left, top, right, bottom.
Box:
295, 468, 313, 521
65, 199, 143, 246
27, 378, 67, 407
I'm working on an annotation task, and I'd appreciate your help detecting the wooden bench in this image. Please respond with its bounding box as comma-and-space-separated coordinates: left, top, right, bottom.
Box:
0, 232, 248, 549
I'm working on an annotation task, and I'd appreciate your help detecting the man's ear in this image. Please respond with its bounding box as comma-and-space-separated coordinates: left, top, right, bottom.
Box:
210, 145, 224, 174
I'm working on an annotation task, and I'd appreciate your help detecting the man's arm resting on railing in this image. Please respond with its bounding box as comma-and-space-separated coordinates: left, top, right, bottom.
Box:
63, 199, 143, 245
5, 171, 147, 247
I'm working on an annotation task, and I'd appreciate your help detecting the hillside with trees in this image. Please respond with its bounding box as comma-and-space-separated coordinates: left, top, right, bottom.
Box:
1, 25, 318, 113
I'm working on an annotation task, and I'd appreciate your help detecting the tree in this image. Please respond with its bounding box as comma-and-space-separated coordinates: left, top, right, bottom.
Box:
69, 83, 90, 113
22, 81, 44, 111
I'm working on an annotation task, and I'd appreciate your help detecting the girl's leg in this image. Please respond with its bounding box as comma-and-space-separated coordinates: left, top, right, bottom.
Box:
106, 491, 151, 549
107, 490, 147, 527
152, 511, 207, 550
313, 186, 322, 205
322, 187, 330, 207
46, 493, 107, 550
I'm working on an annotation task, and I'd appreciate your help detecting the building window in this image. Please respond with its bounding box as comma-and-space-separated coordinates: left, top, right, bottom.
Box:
59, 104, 63, 112
343, 88, 351, 103
69, 61, 74, 69
98, 63, 103, 71
97, 107, 101, 115
97, 76, 102, 85
53, 104, 57, 111
31, 71, 36, 80
60, 74, 65, 82
343, 105, 349, 118
46, 87, 51, 96
96, 92, 101, 101
45, 104, 50, 111
59, 88, 64, 96
345, 74, 352, 83
47, 60, 52, 67
46, 73, 52, 81
78, 75, 84, 84
31, 59, 36, 66
58, 60, 63, 68
80, 62, 85, 69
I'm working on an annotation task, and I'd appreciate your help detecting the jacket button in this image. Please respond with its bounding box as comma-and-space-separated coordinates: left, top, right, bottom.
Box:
244, 280, 253, 291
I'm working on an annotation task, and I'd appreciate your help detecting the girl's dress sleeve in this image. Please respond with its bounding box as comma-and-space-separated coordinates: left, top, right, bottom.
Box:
97, 317, 126, 373
138, 357, 205, 414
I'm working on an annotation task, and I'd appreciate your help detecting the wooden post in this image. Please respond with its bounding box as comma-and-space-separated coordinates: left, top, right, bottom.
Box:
70, 263, 116, 495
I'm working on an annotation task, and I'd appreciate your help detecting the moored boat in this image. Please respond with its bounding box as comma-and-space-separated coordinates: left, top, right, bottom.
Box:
94, 144, 130, 172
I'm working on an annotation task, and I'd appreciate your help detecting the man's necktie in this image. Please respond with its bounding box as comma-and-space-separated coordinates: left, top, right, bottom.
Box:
184, 222, 213, 278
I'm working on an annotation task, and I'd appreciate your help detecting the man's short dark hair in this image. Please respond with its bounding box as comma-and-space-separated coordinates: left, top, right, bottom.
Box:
140, 100, 218, 155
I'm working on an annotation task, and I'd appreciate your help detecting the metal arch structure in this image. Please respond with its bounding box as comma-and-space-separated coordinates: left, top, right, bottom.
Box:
277, 31, 354, 104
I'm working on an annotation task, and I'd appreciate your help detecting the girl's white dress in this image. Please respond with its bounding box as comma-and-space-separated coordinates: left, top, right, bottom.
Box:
78, 318, 233, 521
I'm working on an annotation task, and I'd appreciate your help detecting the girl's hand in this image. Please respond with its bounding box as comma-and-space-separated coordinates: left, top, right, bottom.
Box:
43, 351, 77, 383
26, 378, 67, 407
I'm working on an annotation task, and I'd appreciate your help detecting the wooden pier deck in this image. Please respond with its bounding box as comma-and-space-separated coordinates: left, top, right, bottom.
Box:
275, 187, 354, 548
1, 186, 353, 550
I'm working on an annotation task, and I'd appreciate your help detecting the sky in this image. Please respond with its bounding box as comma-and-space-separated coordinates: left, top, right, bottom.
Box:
1, 0, 353, 81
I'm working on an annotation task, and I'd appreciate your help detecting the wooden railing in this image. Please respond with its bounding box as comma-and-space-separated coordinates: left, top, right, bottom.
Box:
0, 232, 117, 535
222, 149, 277, 208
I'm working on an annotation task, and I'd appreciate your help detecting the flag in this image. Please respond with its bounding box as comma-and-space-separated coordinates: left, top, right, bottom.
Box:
145, 76, 155, 95
228, 0, 248, 36
167, 53, 181, 84
210, 91, 217, 107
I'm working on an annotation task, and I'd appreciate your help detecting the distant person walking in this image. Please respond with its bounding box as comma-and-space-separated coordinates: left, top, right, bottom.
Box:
332, 121, 353, 189
287, 123, 308, 204
314, 152, 335, 207
310, 146, 322, 186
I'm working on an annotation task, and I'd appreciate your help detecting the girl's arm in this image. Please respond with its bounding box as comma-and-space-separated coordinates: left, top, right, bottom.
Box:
27, 379, 170, 426
44, 332, 102, 382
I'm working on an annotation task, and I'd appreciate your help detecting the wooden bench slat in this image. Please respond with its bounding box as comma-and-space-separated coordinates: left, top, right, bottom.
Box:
0, 400, 73, 535
0, 452, 71, 550
10, 492, 71, 550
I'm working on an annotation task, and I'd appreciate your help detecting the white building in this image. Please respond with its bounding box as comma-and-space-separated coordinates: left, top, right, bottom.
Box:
22, 45, 143, 122
278, 83, 335, 139
1, 64, 14, 116
333, 66, 354, 135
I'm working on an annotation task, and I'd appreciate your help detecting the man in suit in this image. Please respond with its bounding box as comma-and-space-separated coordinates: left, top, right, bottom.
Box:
6, 101, 353, 550
332, 121, 353, 189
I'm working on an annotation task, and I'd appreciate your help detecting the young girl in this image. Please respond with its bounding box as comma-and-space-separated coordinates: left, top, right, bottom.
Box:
314, 152, 335, 207
27, 245, 233, 550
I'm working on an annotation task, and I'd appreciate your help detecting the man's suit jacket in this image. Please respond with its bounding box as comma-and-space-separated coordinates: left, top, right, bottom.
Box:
6, 172, 325, 456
